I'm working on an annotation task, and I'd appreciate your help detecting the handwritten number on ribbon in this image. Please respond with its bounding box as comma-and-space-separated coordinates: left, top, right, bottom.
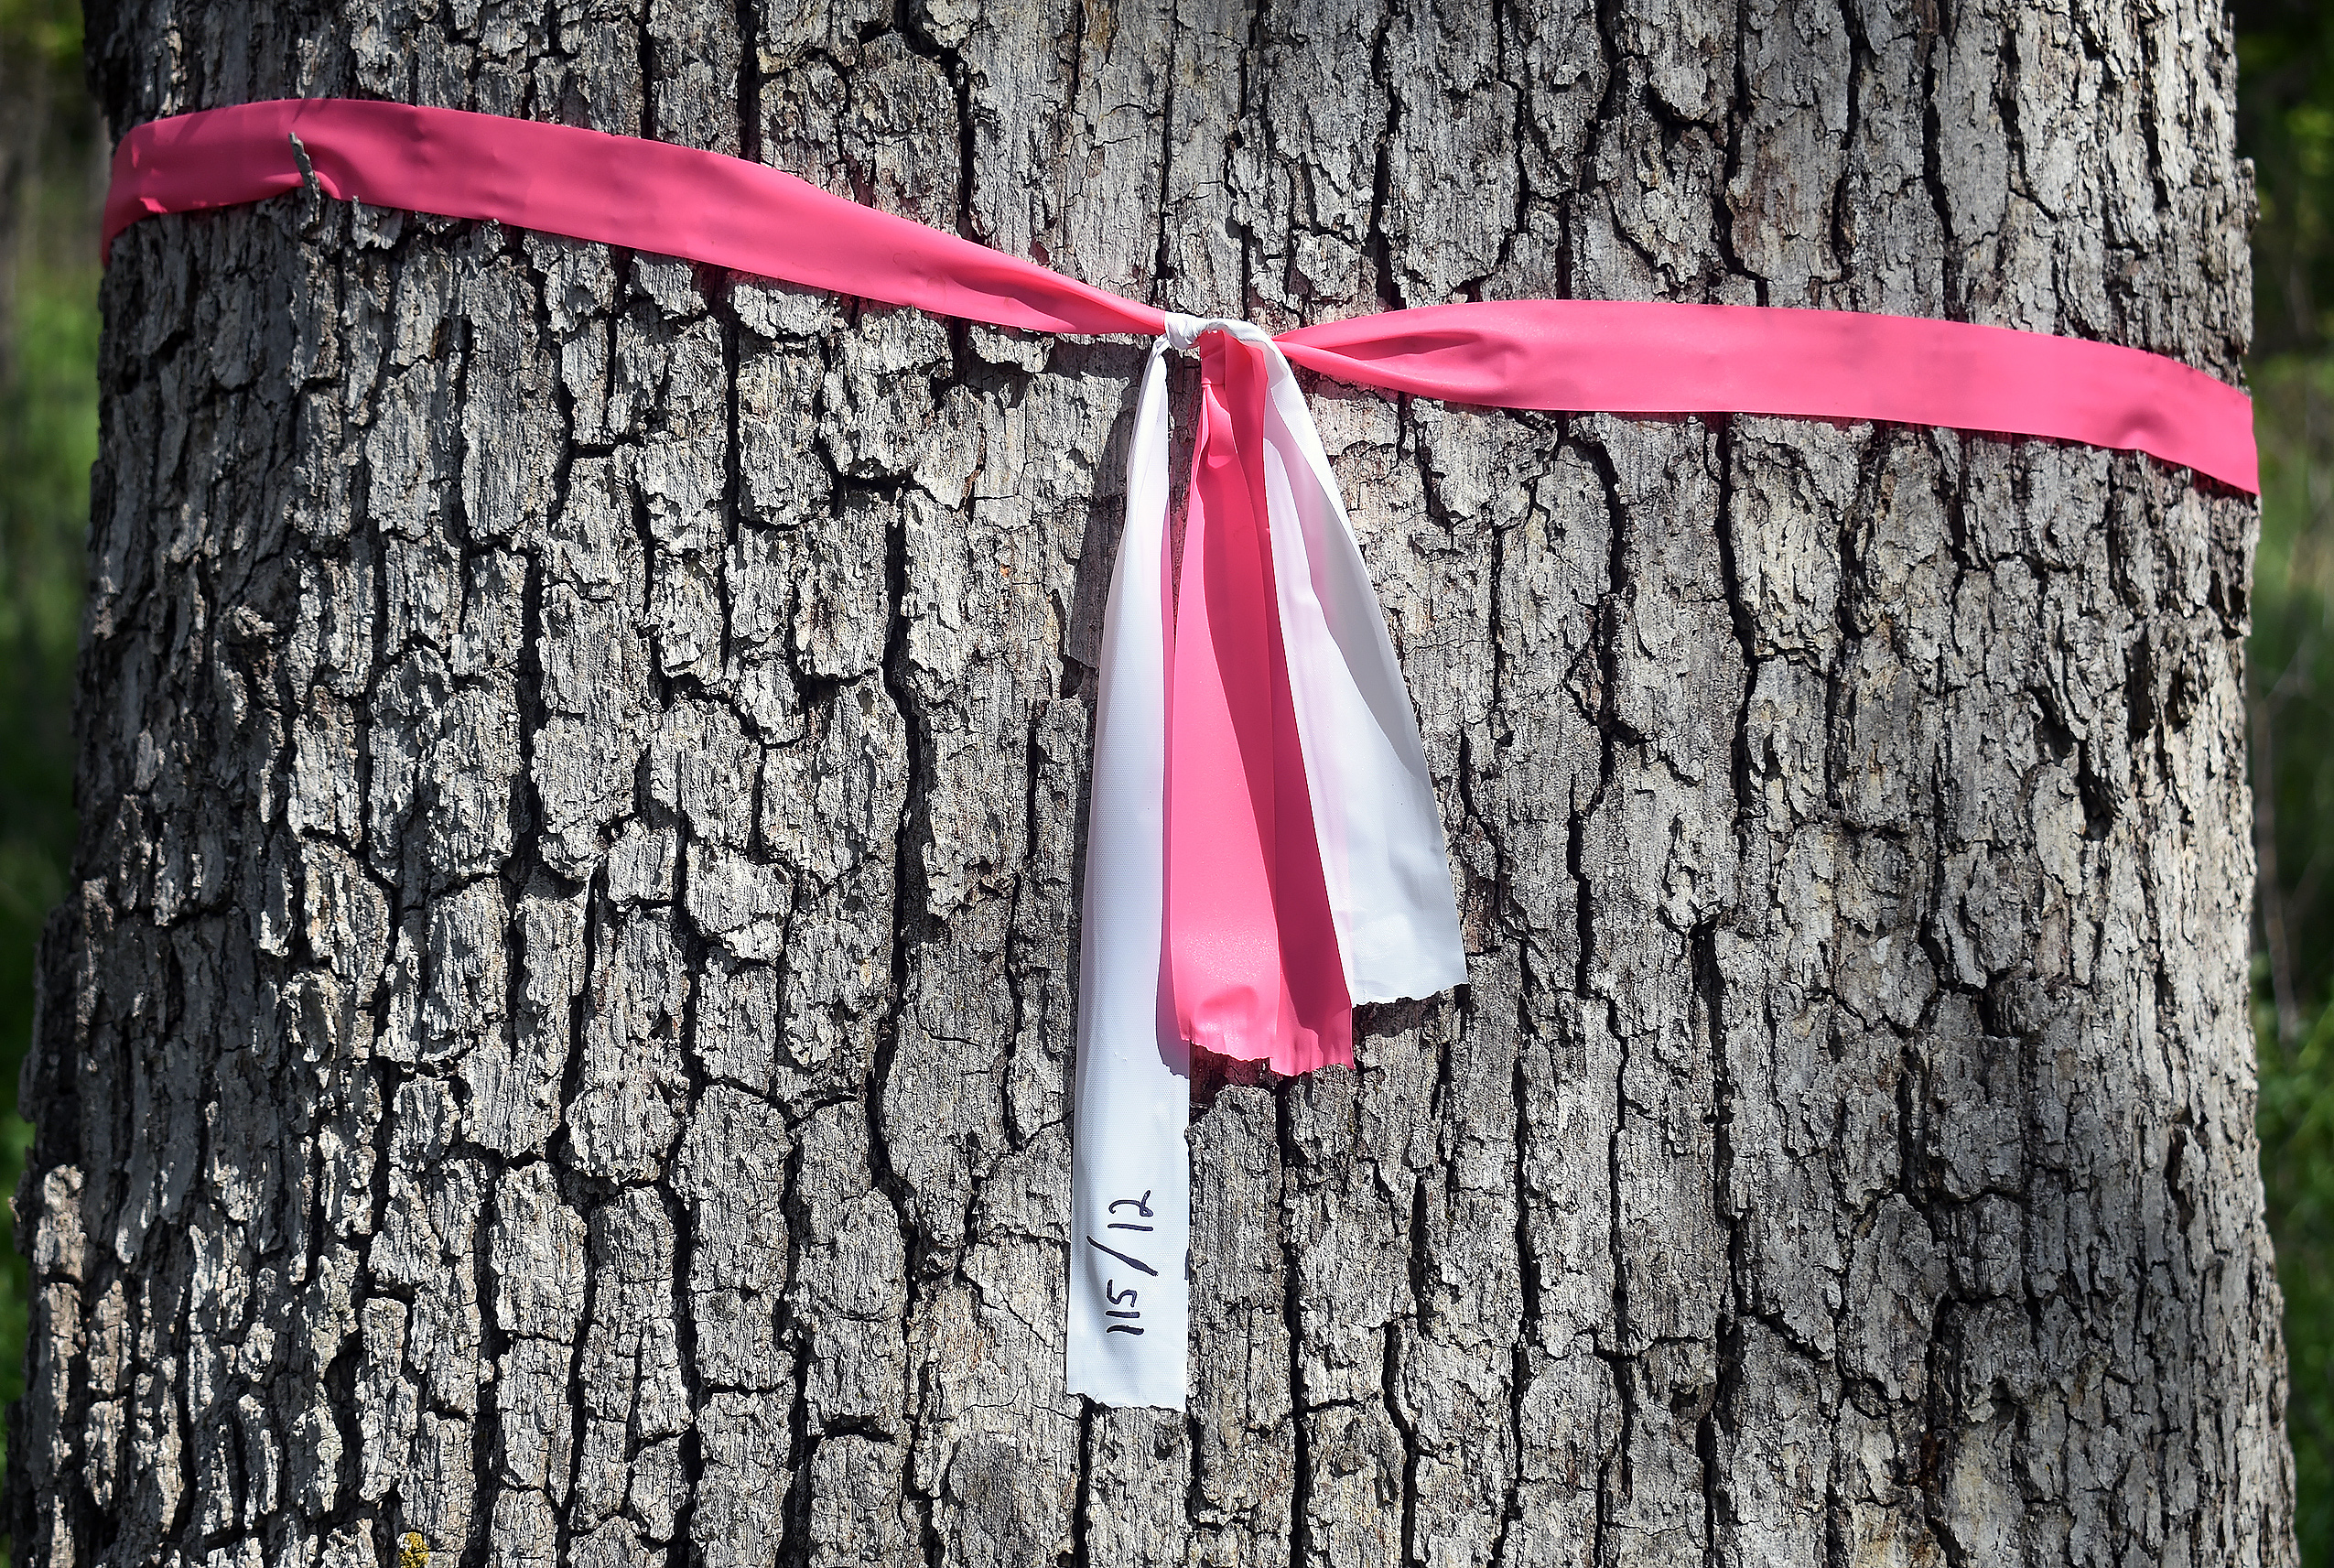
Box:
1096, 1228, 1156, 1336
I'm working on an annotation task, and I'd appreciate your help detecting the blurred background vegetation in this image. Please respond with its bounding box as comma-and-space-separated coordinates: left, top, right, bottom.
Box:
2244, 0, 2334, 1558
0, 0, 98, 1535
3, 0, 2334, 1560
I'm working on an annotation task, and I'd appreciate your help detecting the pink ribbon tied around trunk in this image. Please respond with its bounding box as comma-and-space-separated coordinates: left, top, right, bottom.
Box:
102, 98, 2260, 1410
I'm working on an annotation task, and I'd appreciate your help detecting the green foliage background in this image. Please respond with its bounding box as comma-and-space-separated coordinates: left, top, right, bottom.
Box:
3, 1, 2334, 1559
0, 0, 97, 1539
2244, 1, 2334, 1559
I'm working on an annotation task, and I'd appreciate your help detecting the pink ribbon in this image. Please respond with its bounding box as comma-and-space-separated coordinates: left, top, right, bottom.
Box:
107, 99, 2258, 493
1170, 327, 1352, 1072
106, 98, 2259, 1408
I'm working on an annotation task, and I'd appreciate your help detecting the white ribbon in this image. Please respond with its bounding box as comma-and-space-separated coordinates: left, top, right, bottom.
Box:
1065, 334, 1190, 1406
1066, 318, 1467, 1409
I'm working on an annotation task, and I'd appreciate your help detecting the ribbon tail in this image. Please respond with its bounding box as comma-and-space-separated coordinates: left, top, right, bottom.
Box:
1256, 345, 1469, 1003
1065, 340, 1190, 1410
1165, 334, 1353, 1073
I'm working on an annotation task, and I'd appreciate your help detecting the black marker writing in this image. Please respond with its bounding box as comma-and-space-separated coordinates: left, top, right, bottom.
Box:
1092, 1194, 1162, 1337
1086, 1235, 1158, 1276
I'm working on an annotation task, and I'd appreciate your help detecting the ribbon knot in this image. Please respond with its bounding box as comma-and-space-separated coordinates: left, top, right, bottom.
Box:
1160, 311, 1268, 352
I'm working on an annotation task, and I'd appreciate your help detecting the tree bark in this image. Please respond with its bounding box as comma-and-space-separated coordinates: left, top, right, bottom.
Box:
14, 1, 2289, 1564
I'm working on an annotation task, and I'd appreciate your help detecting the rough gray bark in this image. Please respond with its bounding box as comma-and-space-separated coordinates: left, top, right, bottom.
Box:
12, 0, 2289, 1564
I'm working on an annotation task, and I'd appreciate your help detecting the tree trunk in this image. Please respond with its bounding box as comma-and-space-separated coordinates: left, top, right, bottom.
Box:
13, 1, 2289, 1564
